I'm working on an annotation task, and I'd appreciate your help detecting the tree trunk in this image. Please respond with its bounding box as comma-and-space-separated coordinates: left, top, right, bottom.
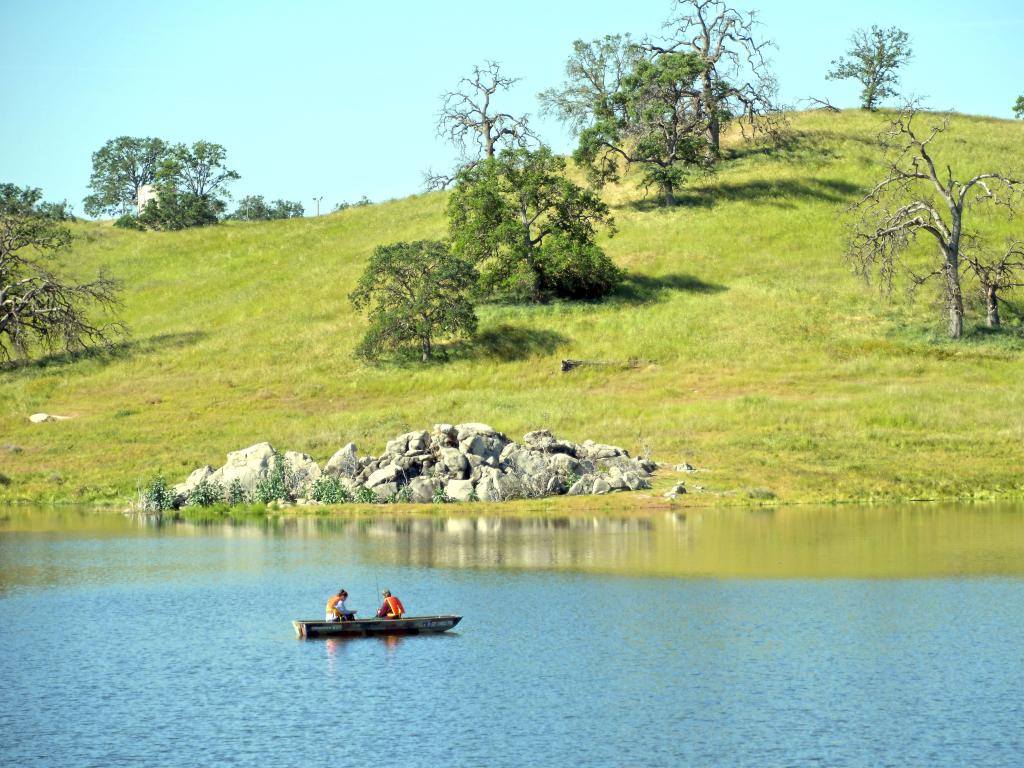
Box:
986, 285, 1000, 328
662, 179, 676, 207
703, 73, 720, 156
945, 251, 964, 339
421, 335, 432, 362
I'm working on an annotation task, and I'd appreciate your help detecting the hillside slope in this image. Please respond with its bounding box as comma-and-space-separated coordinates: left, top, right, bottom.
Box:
2, 110, 1023, 506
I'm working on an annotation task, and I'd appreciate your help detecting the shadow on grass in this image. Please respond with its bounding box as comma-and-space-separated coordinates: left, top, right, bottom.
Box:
611, 273, 728, 305
1, 331, 208, 373
463, 324, 570, 361
360, 324, 571, 368
626, 177, 862, 212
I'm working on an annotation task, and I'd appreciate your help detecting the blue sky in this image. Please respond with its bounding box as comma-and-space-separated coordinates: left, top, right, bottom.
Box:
2, 0, 1021, 216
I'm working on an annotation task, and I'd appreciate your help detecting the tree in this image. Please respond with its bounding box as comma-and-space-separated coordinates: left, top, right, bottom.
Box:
1, 185, 123, 361
847, 107, 1024, 338
448, 146, 620, 302
660, 0, 781, 155
1014, 96, 1023, 119
139, 141, 240, 230
588, 50, 708, 205
349, 240, 477, 362
539, 34, 645, 134
231, 196, 304, 221
827, 26, 912, 111
158, 141, 240, 200
83, 137, 169, 217
427, 62, 534, 189
963, 240, 1024, 328
137, 188, 222, 230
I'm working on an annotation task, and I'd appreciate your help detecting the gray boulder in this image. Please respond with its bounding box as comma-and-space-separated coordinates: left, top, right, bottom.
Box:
209, 442, 276, 493
365, 463, 400, 488
592, 477, 611, 495
323, 443, 359, 478
408, 477, 440, 503
172, 465, 215, 500
372, 482, 400, 501
477, 468, 517, 501
284, 451, 321, 495
455, 422, 497, 441
440, 446, 469, 476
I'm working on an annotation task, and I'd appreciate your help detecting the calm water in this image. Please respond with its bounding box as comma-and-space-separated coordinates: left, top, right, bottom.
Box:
1, 504, 1023, 767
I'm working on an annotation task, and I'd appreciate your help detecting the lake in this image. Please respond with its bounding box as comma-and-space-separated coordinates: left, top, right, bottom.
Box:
2, 503, 1023, 767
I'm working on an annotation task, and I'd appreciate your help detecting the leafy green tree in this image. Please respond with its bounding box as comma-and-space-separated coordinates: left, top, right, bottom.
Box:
158, 141, 240, 200
83, 137, 169, 217
448, 146, 620, 301
349, 240, 478, 362
269, 199, 304, 219
137, 141, 239, 230
231, 195, 304, 220
827, 26, 912, 111
137, 188, 222, 230
1014, 96, 1023, 119
1, 185, 123, 361
575, 49, 708, 205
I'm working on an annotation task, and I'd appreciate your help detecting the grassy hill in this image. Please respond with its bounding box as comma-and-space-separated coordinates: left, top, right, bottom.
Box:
2, 110, 1023, 507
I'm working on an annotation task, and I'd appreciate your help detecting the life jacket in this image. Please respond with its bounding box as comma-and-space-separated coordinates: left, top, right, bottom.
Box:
384, 595, 405, 617
326, 595, 343, 612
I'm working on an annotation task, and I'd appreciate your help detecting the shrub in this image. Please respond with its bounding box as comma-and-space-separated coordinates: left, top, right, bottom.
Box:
188, 477, 223, 507
226, 478, 248, 505
388, 486, 412, 504
432, 485, 451, 504
142, 474, 175, 511
354, 485, 378, 504
539, 236, 623, 300
253, 454, 293, 504
310, 475, 351, 504
113, 213, 143, 230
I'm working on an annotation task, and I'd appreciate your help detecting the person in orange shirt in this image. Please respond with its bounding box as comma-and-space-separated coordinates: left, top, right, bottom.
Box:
326, 589, 355, 622
376, 589, 405, 619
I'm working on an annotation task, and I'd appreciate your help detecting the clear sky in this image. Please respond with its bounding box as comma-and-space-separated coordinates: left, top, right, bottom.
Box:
2, 0, 1021, 216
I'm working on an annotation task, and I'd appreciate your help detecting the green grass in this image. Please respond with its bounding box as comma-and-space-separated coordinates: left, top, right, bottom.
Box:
2, 110, 1024, 506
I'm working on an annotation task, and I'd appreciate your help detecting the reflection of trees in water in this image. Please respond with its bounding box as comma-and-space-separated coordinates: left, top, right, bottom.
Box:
8, 505, 1024, 582
346, 516, 660, 572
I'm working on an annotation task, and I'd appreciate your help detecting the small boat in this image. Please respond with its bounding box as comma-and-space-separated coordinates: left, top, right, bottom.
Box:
293, 614, 462, 639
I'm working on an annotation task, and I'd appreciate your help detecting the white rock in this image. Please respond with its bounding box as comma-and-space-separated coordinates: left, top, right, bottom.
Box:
323, 443, 359, 478
444, 479, 476, 502
29, 413, 72, 423
284, 451, 321, 495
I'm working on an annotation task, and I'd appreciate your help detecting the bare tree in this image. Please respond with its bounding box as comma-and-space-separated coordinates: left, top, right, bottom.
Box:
659, 0, 781, 155
848, 107, 1024, 338
804, 96, 841, 113
428, 62, 534, 190
1, 185, 124, 361
963, 239, 1024, 328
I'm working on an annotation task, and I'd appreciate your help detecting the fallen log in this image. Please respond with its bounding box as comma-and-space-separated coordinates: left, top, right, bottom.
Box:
560, 358, 651, 373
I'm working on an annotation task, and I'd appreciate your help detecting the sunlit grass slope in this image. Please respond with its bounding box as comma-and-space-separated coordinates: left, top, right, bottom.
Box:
2, 110, 1023, 505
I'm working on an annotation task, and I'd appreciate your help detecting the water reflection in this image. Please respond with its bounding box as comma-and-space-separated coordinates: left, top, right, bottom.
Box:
1, 503, 1023, 589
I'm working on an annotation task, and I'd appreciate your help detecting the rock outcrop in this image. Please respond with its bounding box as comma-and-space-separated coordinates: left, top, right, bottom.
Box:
172, 423, 657, 506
